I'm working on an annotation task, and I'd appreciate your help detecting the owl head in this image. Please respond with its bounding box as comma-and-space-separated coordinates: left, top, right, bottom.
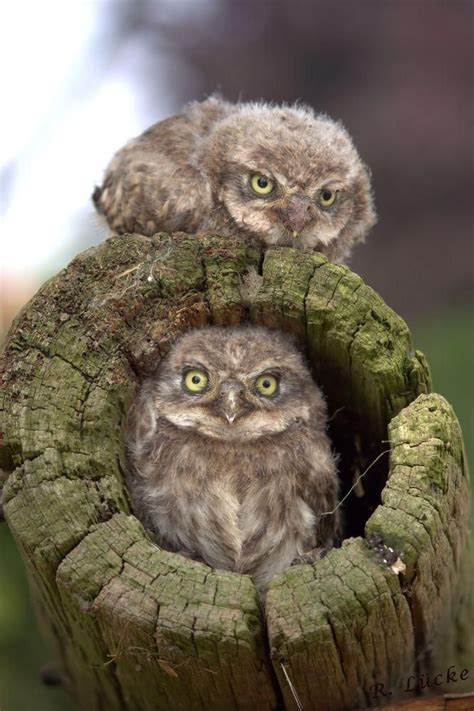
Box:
195, 99, 376, 259
141, 325, 328, 442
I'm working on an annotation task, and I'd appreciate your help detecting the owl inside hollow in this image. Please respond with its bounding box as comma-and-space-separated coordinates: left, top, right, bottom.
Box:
126, 326, 340, 589
94, 96, 376, 262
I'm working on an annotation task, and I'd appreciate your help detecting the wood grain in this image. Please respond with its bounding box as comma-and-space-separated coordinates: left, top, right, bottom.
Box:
0, 233, 471, 710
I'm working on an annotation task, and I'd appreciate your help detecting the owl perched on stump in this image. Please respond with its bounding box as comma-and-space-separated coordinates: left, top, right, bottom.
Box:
93, 97, 376, 262
126, 326, 340, 589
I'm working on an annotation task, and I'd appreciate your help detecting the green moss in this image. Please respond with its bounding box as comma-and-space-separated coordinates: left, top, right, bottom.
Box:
0, 234, 470, 710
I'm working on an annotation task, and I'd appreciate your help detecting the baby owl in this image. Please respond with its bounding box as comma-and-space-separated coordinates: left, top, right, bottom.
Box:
94, 96, 376, 262
126, 326, 340, 589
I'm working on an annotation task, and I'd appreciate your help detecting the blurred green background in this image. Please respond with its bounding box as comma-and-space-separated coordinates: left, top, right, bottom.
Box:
1, 1, 472, 709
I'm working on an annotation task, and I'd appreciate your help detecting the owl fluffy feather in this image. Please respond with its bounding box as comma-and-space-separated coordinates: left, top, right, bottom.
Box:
94, 96, 376, 262
125, 326, 340, 589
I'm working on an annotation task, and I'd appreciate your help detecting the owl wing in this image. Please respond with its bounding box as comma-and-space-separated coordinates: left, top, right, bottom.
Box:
93, 114, 213, 237
298, 437, 341, 549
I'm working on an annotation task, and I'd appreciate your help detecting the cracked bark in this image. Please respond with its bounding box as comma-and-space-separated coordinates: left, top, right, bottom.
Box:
0, 233, 471, 710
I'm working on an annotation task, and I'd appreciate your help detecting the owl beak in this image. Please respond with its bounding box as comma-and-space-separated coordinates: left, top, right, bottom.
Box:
219, 380, 245, 424
279, 194, 312, 234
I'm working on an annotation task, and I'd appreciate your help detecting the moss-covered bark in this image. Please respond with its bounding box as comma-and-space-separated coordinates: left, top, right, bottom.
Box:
268, 394, 471, 710
0, 233, 470, 710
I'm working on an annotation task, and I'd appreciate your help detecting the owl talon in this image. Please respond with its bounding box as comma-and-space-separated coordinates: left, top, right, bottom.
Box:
239, 267, 263, 306
291, 546, 328, 566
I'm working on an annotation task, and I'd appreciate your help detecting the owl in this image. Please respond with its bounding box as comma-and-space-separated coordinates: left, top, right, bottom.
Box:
93, 96, 376, 262
125, 325, 340, 589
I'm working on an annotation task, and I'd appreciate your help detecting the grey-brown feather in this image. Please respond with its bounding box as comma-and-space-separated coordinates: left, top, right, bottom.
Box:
125, 326, 340, 589
94, 96, 376, 262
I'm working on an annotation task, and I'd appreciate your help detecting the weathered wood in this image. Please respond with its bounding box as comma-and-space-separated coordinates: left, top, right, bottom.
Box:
267, 394, 472, 710
251, 248, 432, 535
0, 233, 470, 710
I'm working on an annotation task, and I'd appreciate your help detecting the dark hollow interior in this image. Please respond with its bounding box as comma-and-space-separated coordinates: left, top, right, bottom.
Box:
306, 352, 390, 540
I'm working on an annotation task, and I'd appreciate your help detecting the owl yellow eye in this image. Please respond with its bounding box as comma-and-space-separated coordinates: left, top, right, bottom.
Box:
318, 188, 337, 208
251, 174, 274, 195
255, 374, 279, 397
184, 369, 208, 393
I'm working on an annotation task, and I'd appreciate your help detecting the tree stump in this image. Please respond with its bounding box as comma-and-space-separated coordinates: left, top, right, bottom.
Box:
0, 233, 471, 710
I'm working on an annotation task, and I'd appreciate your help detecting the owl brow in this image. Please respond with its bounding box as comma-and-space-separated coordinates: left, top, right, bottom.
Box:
248, 366, 282, 380
234, 162, 276, 181
315, 170, 349, 186
249, 167, 273, 178
316, 180, 346, 191
180, 361, 209, 374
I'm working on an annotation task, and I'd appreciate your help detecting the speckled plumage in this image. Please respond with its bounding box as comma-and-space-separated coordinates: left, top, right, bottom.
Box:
93, 97, 376, 262
125, 326, 340, 589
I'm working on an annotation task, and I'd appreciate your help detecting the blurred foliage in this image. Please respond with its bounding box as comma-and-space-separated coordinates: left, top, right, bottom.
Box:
0, 525, 72, 711
413, 309, 474, 522
0, 309, 472, 710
